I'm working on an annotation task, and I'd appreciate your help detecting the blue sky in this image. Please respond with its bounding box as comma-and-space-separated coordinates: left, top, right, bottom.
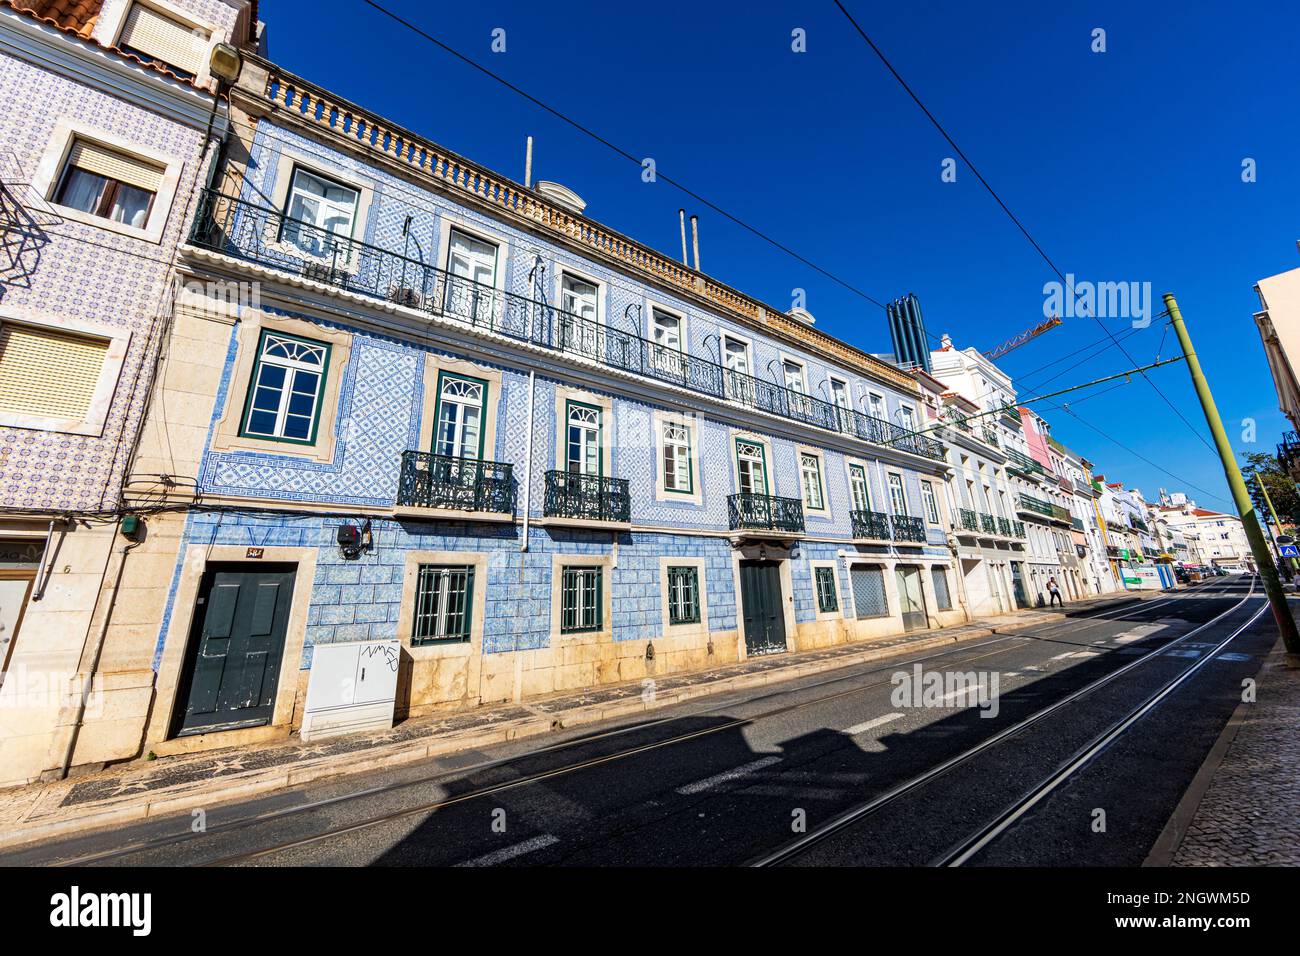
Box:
261, 0, 1300, 511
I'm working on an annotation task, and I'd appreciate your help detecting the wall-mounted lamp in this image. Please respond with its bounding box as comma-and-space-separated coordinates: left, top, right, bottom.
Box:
209, 42, 242, 84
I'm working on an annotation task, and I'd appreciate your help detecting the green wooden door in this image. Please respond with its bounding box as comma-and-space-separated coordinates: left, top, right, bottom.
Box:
173, 564, 296, 737
740, 560, 787, 656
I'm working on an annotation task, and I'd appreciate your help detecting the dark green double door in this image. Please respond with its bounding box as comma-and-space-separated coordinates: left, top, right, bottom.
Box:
739, 559, 787, 656
173, 564, 296, 737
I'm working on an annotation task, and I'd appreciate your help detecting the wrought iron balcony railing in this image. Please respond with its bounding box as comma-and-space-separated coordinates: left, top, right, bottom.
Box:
958, 508, 978, 532
188, 190, 945, 462
852, 509, 891, 540
543, 471, 631, 523
981, 426, 1000, 448
997, 516, 1013, 537
1006, 448, 1046, 476
1017, 493, 1056, 518
396, 451, 514, 513
729, 493, 805, 534
1071, 516, 1085, 531
1013, 520, 1026, 538
892, 514, 928, 543
980, 512, 997, 534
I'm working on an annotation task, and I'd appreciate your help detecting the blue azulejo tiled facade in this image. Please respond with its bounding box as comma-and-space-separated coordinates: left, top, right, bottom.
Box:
137, 51, 968, 743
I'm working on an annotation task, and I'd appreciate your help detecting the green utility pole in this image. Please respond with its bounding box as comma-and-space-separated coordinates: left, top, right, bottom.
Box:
1164, 293, 1300, 663
1253, 472, 1298, 575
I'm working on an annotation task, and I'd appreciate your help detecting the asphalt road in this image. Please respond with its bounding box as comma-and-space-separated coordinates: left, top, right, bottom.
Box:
1, 576, 1273, 867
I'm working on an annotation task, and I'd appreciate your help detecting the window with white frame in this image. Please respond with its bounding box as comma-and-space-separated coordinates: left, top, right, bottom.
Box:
661, 421, 693, 494
241, 331, 330, 443
566, 401, 602, 476
559, 273, 598, 354
735, 439, 768, 495
921, 480, 941, 525
445, 229, 498, 324
650, 308, 685, 376
800, 452, 825, 510
848, 463, 871, 512
898, 404, 917, 431
723, 336, 753, 402
782, 359, 806, 394
53, 138, 163, 229
868, 392, 886, 420
887, 472, 908, 515
829, 377, 850, 409
433, 373, 487, 460
282, 168, 358, 257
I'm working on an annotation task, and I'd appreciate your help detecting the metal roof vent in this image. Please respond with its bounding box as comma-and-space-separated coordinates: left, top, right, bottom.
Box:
789, 307, 816, 325
534, 181, 586, 214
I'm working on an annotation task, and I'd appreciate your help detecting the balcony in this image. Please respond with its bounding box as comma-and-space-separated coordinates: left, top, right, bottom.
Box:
980, 512, 997, 534
729, 493, 805, 536
1071, 516, 1085, 531
1017, 493, 1056, 519
395, 451, 514, 518
980, 426, 1000, 448
851, 509, 892, 541
1012, 520, 1026, 538
997, 516, 1013, 537
958, 508, 979, 532
188, 189, 946, 463
892, 515, 928, 543
543, 471, 631, 526
1006, 448, 1046, 478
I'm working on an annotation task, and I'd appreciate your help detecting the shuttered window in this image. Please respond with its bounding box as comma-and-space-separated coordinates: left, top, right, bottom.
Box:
814, 566, 839, 614
119, 3, 210, 77
54, 139, 164, 228
0, 323, 109, 422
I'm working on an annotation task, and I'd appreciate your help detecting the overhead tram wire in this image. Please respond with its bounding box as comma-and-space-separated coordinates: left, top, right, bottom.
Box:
357, 0, 1180, 393
831, 0, 1217, 455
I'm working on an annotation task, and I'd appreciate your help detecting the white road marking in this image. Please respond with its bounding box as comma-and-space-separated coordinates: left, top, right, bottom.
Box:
456, 834, 559, 867
1065, 650, 1102, 659
844, 712, 905, 736
1048, 652, 1074, 661
676, 756, 782, 794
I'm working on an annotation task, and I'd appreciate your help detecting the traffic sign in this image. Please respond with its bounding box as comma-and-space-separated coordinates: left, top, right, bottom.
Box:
1280, 544, 1299, 558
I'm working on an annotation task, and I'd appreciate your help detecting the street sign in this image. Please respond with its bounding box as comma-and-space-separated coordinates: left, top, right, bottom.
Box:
1280, 544, 1299, 558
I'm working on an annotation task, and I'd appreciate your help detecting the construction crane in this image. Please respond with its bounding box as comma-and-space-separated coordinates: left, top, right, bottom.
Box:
983, 315, 1062, 360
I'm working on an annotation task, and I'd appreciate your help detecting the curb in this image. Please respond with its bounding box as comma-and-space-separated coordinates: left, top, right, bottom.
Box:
1143, 635, 1279, 867
0, 594, 1148, 852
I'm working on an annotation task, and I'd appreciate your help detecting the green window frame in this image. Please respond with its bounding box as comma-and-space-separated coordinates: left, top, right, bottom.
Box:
815, 566, 839, 614
662, 420, 694, 494
566, 400, 603, 476
431, 370, 489, 460
239, 329, 331, 445
560, 566, 603, 633
412, 564, 475, 645
666, 565, 701, 625
735, 438, 769, 496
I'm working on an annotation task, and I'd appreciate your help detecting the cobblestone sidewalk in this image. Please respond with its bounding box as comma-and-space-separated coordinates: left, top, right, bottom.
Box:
1169, 646, 1300, 866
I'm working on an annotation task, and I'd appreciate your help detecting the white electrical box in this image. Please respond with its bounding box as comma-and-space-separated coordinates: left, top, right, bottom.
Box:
300, 638, 400, 742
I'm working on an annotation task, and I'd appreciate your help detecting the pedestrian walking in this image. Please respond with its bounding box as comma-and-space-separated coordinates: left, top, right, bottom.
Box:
1047, 576, 1064, 607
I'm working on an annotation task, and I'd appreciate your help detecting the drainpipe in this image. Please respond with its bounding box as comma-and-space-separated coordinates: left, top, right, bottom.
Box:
30, 518, 59, 602
520, 368, 536, 552
54, 533, 143, 780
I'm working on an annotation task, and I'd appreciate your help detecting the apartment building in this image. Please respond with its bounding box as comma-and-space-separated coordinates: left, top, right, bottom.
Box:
926, 338, 1028, 613
12, 44, 976, 774
0, 0, 259, 786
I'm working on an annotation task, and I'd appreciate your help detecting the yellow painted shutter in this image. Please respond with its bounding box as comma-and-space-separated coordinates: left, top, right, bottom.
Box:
0, 324, 109, 421
119, 3, 209, 76
67, 140, 164, 194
